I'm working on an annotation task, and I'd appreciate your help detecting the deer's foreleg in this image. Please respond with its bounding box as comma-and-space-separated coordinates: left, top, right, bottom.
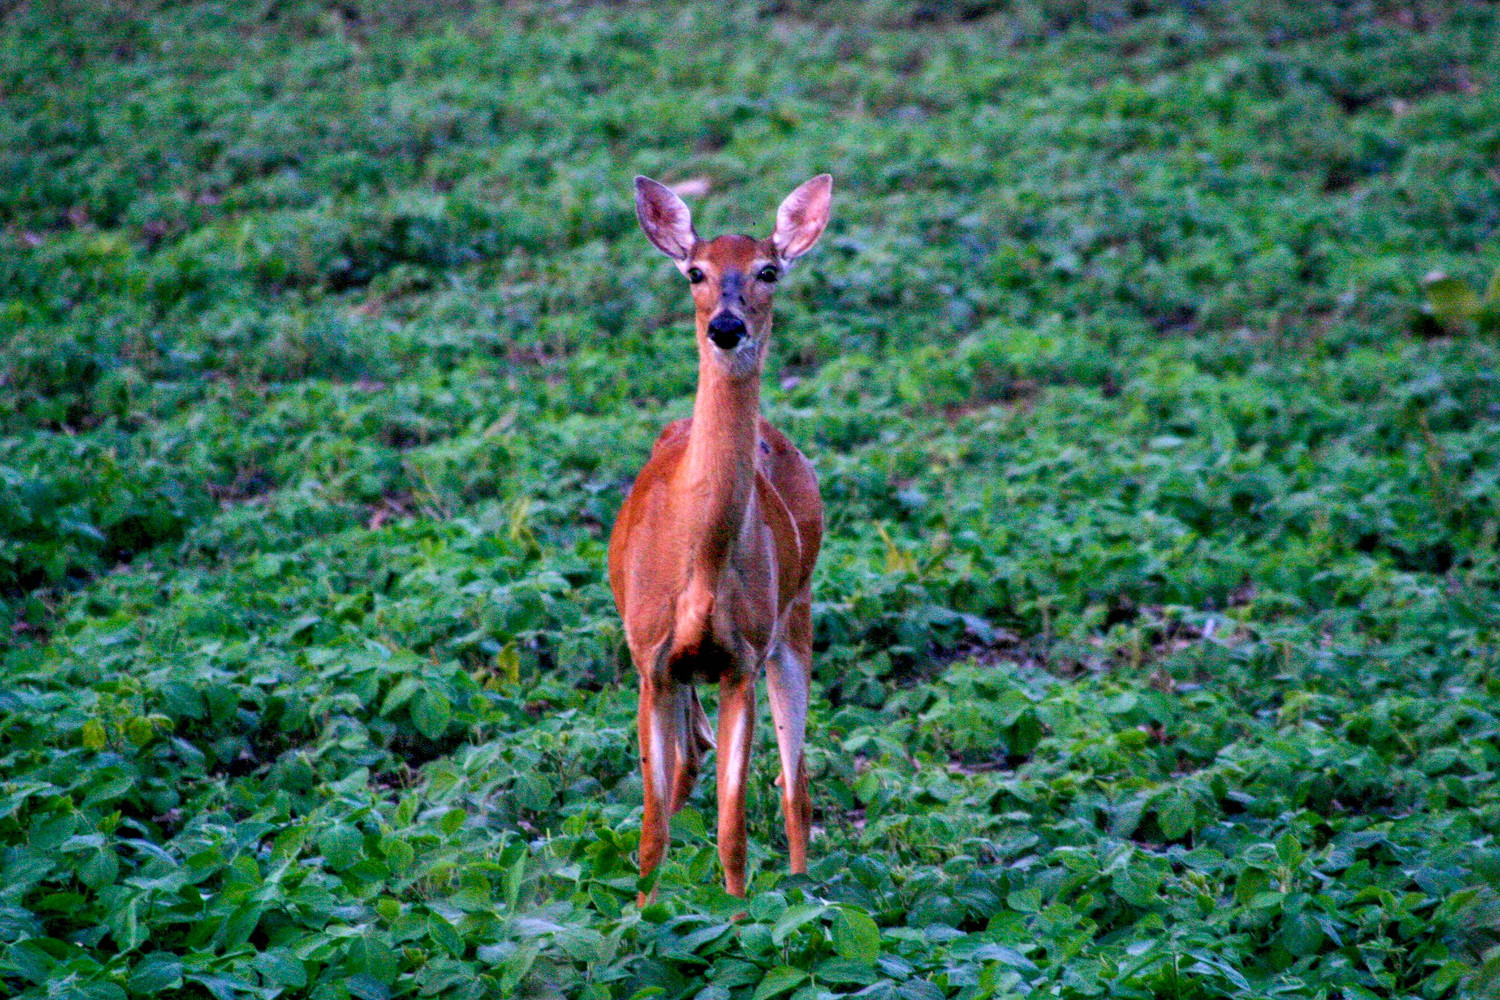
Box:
636, 676, 679, 905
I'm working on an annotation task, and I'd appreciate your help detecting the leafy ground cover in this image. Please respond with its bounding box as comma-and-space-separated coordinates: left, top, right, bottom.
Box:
2, 1, 1499, 997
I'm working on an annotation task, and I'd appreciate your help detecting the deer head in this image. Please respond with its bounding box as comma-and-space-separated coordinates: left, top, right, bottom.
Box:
635, 175, 832, 378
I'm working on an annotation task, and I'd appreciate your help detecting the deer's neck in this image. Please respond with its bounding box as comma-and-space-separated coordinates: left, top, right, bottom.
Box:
679, 354, 761, 568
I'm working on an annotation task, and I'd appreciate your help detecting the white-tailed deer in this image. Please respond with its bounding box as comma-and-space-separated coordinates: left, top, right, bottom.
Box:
608, 174, 831, 901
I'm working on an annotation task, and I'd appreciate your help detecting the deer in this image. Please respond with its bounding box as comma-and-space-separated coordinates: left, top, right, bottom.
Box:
608, 174, 831, 903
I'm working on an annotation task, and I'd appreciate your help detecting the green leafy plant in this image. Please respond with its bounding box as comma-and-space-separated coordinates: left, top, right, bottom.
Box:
0, 1, 1497, 998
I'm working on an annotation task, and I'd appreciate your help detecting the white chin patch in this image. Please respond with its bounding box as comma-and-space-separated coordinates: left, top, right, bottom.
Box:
712, 339, 758, 369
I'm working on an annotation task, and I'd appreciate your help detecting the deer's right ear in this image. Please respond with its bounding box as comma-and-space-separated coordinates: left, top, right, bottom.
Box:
634, 176, 697, 261
772, 174, 832, 262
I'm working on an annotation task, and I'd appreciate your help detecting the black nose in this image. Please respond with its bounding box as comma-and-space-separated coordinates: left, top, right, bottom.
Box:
707, 313, 747, 349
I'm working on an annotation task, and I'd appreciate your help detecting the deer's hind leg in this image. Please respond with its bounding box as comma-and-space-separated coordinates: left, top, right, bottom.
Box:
764, 590, 814, 874
716, 669, 757, 897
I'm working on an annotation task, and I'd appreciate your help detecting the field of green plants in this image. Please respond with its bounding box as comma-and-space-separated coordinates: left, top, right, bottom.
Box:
3, 1, 1499, 997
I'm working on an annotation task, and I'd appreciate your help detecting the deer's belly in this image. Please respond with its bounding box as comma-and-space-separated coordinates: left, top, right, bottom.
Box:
665, 634, 739, 684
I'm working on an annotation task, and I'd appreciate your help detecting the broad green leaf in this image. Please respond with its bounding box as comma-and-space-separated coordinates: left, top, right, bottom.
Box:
79, 848, 119, 889
271, 823, 308, 863
816, 958, 880, 985
347, 973, 392, 1000
772, 903, 827, 945
127, 953, 183, 994
109, 896, 148, 952
1111, 865, 1162, 908
382, 677, 422, 715
318, 824, 363, 871
971, 943, 1039, 973
410, 688, 453, 739
347, 932, 398, 984
5, 940, 58, 985
751, 966, 808, 1000
676, 922, 733, 953
218, 901, 263, 949
899, 980, 945, 1000
1280, 910, 1324, 956
502, 848, 527, 910
438, 808, 467, 836
1275, 831, 1304, 867
253, 948, 308, 988
427, 912, 465, 957
514, 772, 552, 811
831, 906, 880, 965
382, 837, 415, 874
187, 973, 255, 1000
1157, 792, 1194, 841
417, 958, 477, 995
499, 942, 540, 993
748, 891, 788, 923
1006, 887, 1041, 913
1235, 866, 1270, 905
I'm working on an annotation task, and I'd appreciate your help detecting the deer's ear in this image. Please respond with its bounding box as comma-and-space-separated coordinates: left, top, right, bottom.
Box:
772, 174, 832, 262
634, 176, 697, 261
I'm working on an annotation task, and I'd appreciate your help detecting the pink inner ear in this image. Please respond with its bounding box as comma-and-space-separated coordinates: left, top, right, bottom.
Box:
775, 194, 828, 260
648, 201, 679, 229
637, 178, 696, 258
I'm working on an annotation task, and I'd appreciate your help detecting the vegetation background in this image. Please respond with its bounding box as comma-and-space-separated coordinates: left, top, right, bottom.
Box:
2, 1, 1499, 998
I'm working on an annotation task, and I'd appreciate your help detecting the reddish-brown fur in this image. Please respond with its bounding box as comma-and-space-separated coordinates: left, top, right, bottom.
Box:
609, 175, 831, 901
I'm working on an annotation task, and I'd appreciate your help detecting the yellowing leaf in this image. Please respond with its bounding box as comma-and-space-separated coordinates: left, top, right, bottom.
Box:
1424, 275, 1481, 328
496, 641, 520, 686
82, 720, 107, 752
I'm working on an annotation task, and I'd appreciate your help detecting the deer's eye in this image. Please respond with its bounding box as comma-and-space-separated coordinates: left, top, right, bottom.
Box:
686, 267, 705, 283
758, 266, 779, 283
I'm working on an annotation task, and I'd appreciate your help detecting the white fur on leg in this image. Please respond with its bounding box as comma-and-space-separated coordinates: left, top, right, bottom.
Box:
722, 708, 749, 792
765, 643, 808, 796
649, 708, 670, 802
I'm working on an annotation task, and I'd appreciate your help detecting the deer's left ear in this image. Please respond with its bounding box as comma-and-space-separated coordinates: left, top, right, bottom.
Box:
772, 174, 832, 262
